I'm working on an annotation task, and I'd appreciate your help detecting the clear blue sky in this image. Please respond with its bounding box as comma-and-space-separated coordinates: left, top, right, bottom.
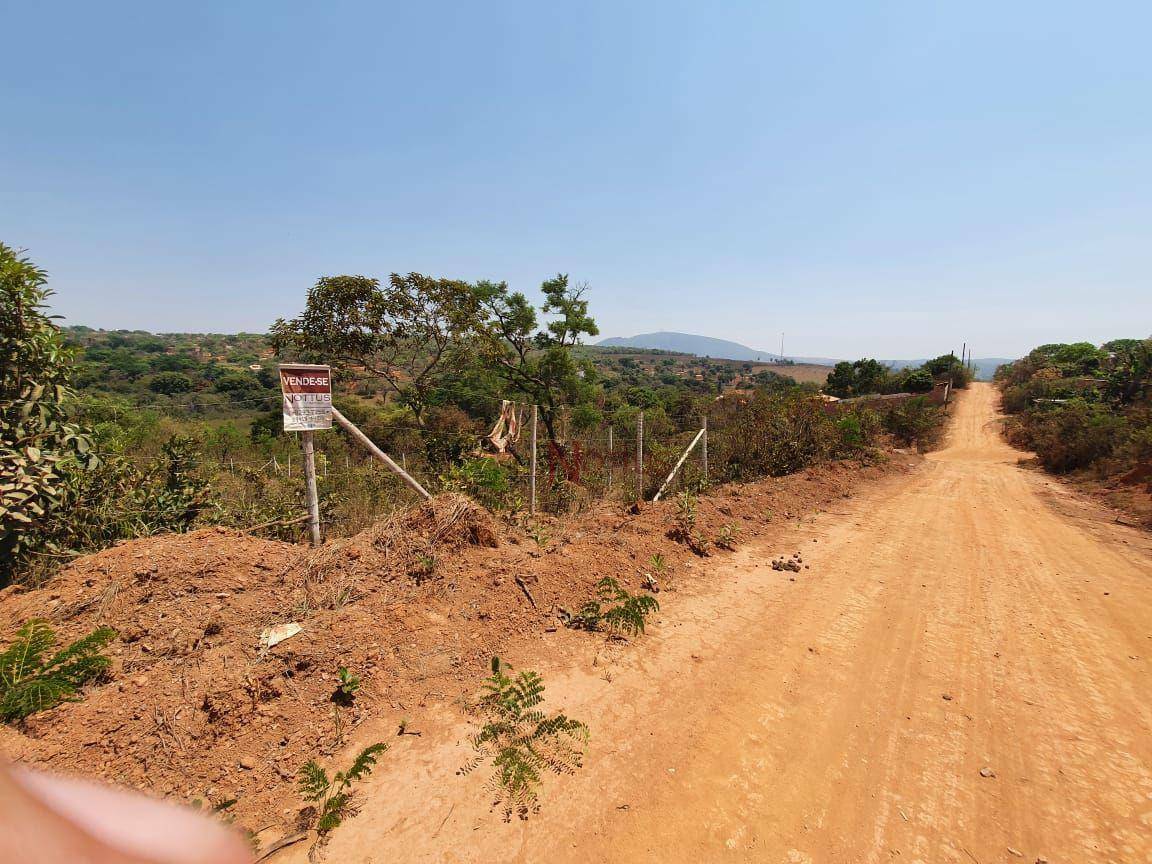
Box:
2, 1, 1149, 360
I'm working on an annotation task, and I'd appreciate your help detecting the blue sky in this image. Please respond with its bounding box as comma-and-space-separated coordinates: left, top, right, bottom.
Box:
2, 1, 1149, 359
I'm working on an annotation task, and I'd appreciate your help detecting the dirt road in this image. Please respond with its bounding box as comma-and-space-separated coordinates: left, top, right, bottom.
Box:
291, 384, 1152, 864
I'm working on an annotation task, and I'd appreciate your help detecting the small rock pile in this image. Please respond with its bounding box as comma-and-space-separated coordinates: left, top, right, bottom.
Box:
771, 552, 804, 572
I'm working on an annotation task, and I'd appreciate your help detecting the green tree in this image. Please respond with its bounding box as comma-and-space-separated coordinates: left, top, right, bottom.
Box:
824, 359, 888, 398
824, 362, 855, 397
0, 244, 95, 584
1104, 338, 1152, 406
148, 371, 194, 394
472, 274, 599, 447
213, 371, 265, 400
271, 272, 480, 426
902, 369, 934, 393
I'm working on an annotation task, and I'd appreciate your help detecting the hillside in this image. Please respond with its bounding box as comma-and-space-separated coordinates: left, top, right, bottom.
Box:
60, 327, 836, 419
599, 332, 1007, 380
598, 331, 839, 366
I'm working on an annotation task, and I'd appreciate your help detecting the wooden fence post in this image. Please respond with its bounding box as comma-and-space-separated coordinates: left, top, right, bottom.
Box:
607, 425, 614, 488
301, 431, 322, 546
637, 411, 644, 500
530, 405, 538, 515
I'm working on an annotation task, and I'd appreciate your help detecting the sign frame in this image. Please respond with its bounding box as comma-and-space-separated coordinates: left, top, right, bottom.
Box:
279, 363, 333, 432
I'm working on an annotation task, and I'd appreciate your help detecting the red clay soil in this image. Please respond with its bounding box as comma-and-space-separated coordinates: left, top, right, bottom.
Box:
0, 454, 915, 844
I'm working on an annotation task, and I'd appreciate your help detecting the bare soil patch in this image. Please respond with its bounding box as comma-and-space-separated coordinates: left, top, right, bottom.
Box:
0, 456, 909, 841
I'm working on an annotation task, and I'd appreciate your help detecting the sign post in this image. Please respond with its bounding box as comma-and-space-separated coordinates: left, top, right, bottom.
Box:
279, 364, 333, 545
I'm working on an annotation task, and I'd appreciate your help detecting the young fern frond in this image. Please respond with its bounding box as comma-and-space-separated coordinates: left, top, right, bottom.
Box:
297, 743, 388, 838
43, 626, 116, 684
0, 620, 56, 688
0, 619, 117, 722
297, 761, 331, 802
343, 742, 388, 784
316, 792, 350, 834
561, 578, 659, 636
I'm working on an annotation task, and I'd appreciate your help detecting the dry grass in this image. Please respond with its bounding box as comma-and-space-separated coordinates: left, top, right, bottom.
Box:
297, 494, 499, 610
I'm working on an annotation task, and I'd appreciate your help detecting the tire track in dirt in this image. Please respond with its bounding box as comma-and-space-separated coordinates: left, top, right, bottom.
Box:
286, 384, 1152, 864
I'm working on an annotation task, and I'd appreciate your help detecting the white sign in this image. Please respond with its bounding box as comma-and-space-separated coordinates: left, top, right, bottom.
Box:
279, 364, 332, 432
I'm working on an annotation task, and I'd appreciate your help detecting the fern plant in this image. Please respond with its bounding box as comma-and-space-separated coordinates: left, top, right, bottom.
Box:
460, 657, 588, 821
563, 577, 660, 637
0, 619, 117, 722
298, 742, 388, 835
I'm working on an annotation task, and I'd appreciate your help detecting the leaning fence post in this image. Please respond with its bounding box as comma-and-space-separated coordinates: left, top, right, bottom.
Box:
331, 407, 431, 500
652, 427, 706, 502
530, 404, 539, 515
637, 411, 644, 500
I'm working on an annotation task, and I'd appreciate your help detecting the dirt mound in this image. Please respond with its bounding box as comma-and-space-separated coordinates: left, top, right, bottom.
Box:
0, 459, 912, 847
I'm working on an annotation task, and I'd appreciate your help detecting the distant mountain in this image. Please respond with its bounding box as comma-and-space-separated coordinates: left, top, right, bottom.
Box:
597, 332, 1010, 381
596, 332, 839, 366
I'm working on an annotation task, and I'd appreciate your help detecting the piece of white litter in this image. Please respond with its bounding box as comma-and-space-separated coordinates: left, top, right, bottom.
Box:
260, 622, 302, 648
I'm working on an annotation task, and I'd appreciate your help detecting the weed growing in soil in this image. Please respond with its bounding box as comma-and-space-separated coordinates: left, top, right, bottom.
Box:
331, 667, 360, 707
409, 552, 436, 582
461, 657, 588, 821
0, 619, 117, 722
298, 742, 389, 835
715, 523, 741, 550
642, 553, 667, 591
668, 491, 711, 555
527, 524, 550, 547
562, 577, 660, 637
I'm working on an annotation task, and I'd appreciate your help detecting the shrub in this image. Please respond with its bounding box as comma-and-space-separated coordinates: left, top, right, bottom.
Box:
711, 392, 838, 482
20, 435, 214, 584
440, 456, 520, 512
883, 397, 944, 449
460, 658, 587, 821
1018, 400, 1125, 473
1, 244, 96, 585
825, 359, 889, 398
902, 369, 934, 393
